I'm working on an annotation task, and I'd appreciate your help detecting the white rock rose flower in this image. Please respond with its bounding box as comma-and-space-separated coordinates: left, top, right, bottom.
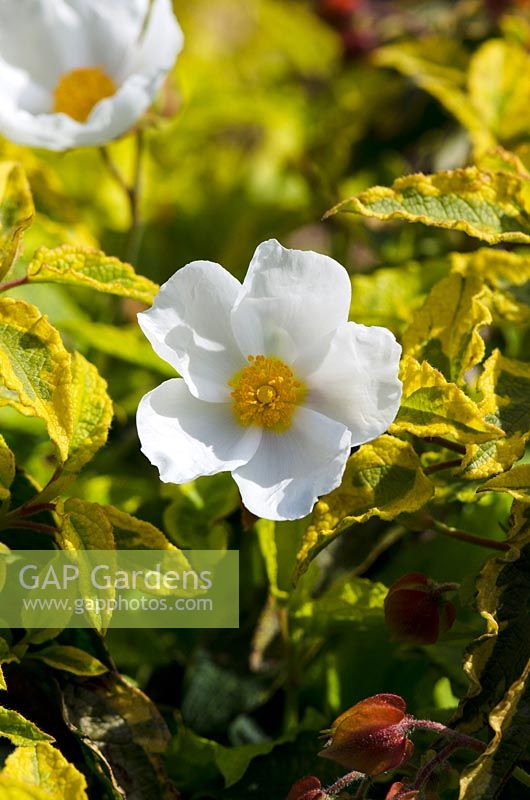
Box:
0, 0, 183, 151
137, 240, 403, 521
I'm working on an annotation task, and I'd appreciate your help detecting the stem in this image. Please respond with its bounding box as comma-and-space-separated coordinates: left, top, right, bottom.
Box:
396, 742, 458, 798
9, 521, 57, 536
18, 503, 56, 517
425, 458, 462, 475
326, 770, 364, 796
100, 130, 145, 265
429, 518, 510, 552
422, 436, 466, 456
409, 719, 486, 753
0, 275, 28, 294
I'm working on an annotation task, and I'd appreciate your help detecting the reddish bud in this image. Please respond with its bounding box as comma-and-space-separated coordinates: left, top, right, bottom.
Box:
317, 0, 363, 21
385, 783, 419, 800
319, 694, 413, 776
384, 573, 456, 645
286, 776, 328, 800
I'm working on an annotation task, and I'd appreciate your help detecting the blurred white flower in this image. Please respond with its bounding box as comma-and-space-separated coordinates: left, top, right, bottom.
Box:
137, 240, 402, 521
0, 0, 183, 150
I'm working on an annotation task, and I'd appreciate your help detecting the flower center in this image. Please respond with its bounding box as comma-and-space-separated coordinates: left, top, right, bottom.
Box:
53, 67, 117, 122
229, 355, 306, 431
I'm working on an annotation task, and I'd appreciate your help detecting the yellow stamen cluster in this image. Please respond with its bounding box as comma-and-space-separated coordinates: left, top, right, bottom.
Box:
53, 67, 117, 122
229, 355, 306, 431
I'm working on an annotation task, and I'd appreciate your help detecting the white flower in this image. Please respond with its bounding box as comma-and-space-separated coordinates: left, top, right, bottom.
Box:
0, 0, 183, 151
137, 240, 402, 521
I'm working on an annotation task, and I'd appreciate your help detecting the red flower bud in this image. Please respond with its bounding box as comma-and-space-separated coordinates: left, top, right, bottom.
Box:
319, 694, 413, 776
385, 782, 419, 800
384, 573, 456, 645
286, 776, 328, 800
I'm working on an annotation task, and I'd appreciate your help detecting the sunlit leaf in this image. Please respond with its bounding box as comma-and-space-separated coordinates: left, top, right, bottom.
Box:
0, 707, 53, 746
460, 351, 530, 480
0, 298, 73, 461
295, 435, 434, 580
402, 273, 491, 384
390, 356, 503, 444
0, 742, 88, 800
0, 162, 34, 281
478, 464, 530, 501
325, 168, 530, 244
0, 434, 15, 511
27, 245, 158, 305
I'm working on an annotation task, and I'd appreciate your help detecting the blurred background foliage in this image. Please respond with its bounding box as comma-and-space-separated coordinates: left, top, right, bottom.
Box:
1, 1, 530, 798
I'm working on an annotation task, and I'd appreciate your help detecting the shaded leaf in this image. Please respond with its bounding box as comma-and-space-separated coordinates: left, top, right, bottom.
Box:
0, 298, 73, 461
31, 645, 108, 677
1, 742, 88, 799
390, 356, 503, 444
295, 436, 433, 580
402, 273, 491, 384
456, 503, 530, 797
62, 673, 175, 800
27, 245, 158, 305
0, 161, 34, 281
325, 168, 530, 244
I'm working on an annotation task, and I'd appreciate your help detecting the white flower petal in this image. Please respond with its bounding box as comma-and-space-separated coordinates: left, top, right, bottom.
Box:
231, 239, 351, 361
137, 379, 261, 484
0, 0, 182, 150
232, 408, 351, 521
300, 322, 402, 446
138, 261, 245, 402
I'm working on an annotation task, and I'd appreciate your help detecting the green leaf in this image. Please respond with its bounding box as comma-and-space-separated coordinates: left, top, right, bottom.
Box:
402, 273, 491, 384
468, 39, 530, 143
100, 504, 181, 551
479, 465, 530, 501
31, 645, 108, 677
0, 707, 53, 746
0, 636, 18, 691
292, 573, 387, 634
460, 351, 530, 479
295, 435, 434, 581
59, 318, 174, 375
0, 162, 34, 281
27, 245, 158, 305
63, 352, 113, 474
0, 434, 15, 511
457, 502, 530, 797
348, 257, 448, 334
390, 356, 503, 444
0, 297, 73, 462
1, 742, 88, 799
325, 167, 530, 244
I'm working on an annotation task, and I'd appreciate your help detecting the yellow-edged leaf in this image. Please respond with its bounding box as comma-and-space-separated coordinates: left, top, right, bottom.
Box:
452, 248, 530, 323
100, 504, 176, 550
0, 298, 72, 461
390, 357, 503, 444
478, 464, 530, 501
295, 435, 434, 580
402, 273, 491, 383
325, 167, 530, 244
0, 162, 34, 281
27, 245, 158, 305
1, 742, 88, 800
460, 351, 530, 480
0, 778, 50, 799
